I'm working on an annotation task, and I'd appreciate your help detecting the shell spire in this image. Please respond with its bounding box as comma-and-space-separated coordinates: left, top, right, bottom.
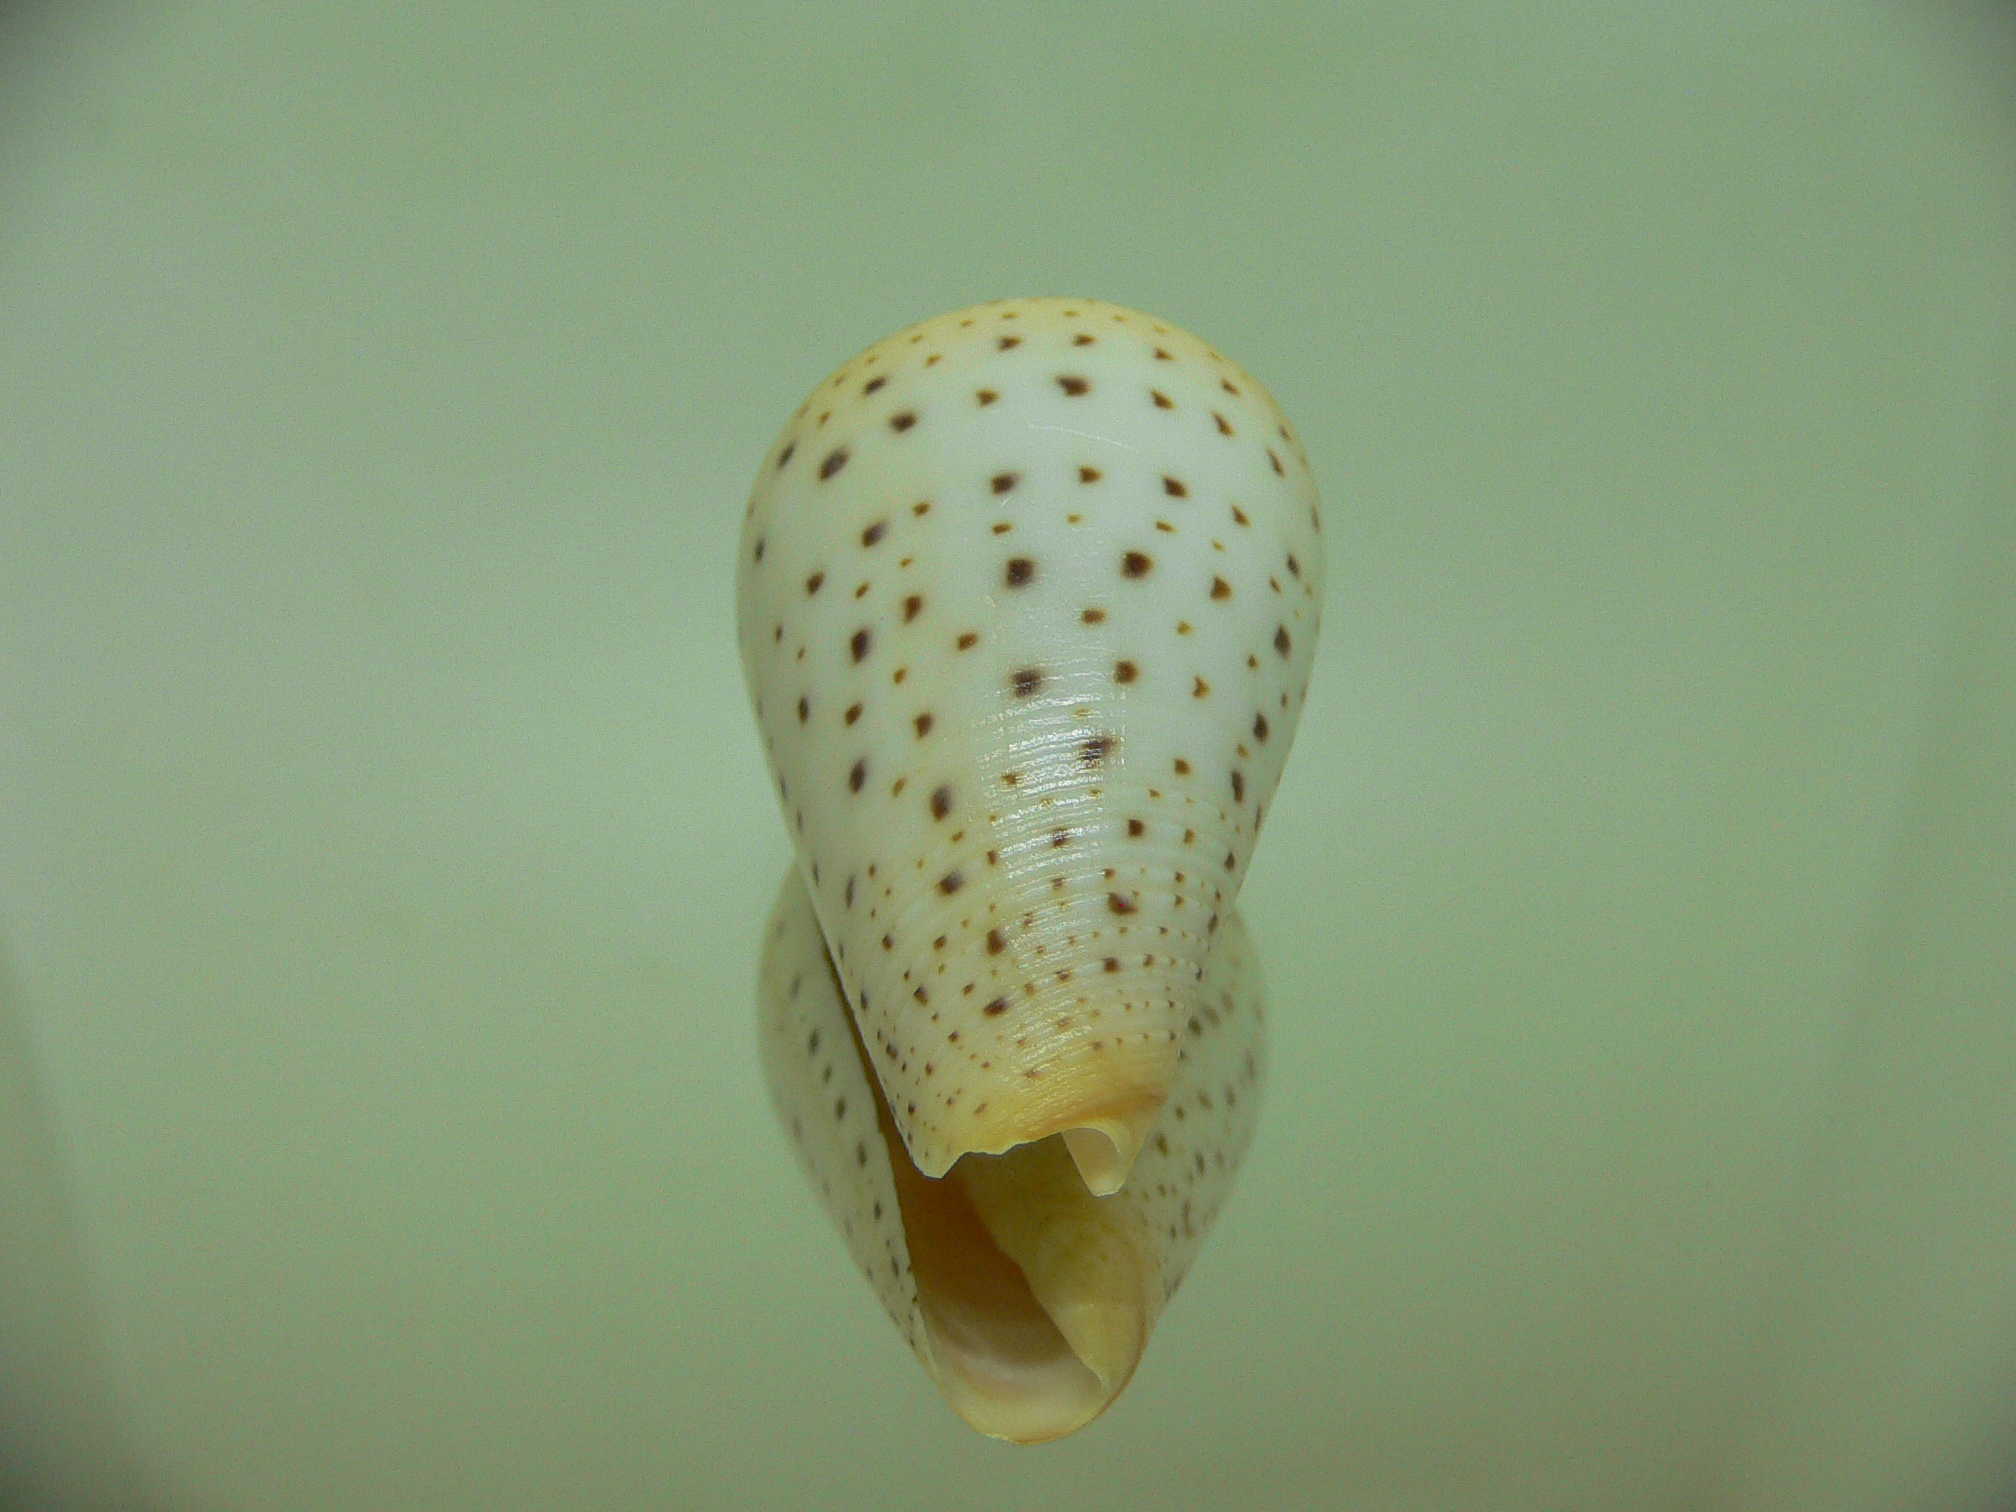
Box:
737, 297, 1321, 1196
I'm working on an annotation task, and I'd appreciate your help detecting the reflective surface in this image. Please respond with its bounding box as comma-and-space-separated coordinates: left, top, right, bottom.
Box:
1, 4, 2013, 1509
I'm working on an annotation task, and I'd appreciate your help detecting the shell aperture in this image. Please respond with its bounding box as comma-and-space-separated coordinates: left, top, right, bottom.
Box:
737, 297, 1319, 1438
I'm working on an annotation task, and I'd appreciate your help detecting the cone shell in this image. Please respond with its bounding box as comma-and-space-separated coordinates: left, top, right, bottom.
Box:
757, 865, 1266, 1442
737, 297, 1319, 1196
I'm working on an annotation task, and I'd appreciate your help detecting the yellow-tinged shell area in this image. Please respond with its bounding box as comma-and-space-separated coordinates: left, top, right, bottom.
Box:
757, 865, 1266, 1443
737, 298, 1319, 1197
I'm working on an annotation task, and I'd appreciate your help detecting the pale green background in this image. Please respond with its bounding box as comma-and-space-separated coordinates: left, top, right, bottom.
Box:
2, 3, 2014, 1510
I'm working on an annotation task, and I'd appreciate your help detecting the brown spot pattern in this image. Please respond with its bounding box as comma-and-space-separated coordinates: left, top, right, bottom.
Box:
741, 297, 1318, 1188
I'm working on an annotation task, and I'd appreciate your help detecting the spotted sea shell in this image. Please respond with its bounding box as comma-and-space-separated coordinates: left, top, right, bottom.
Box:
737, 296, 1321, 1438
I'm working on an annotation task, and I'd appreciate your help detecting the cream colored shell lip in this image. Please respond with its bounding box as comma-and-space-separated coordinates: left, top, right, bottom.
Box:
756, 864, 1266, 1444
736, 296, 1321, 1202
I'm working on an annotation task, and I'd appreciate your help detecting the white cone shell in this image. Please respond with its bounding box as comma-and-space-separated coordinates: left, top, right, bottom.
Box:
737, 298, 1319, 1194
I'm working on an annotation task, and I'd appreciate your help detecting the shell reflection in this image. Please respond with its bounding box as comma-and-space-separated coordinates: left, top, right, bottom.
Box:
756, 865, 1266, 1442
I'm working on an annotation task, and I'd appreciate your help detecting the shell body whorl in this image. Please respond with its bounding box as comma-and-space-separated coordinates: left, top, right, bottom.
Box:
738, 297, 1320, 1199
